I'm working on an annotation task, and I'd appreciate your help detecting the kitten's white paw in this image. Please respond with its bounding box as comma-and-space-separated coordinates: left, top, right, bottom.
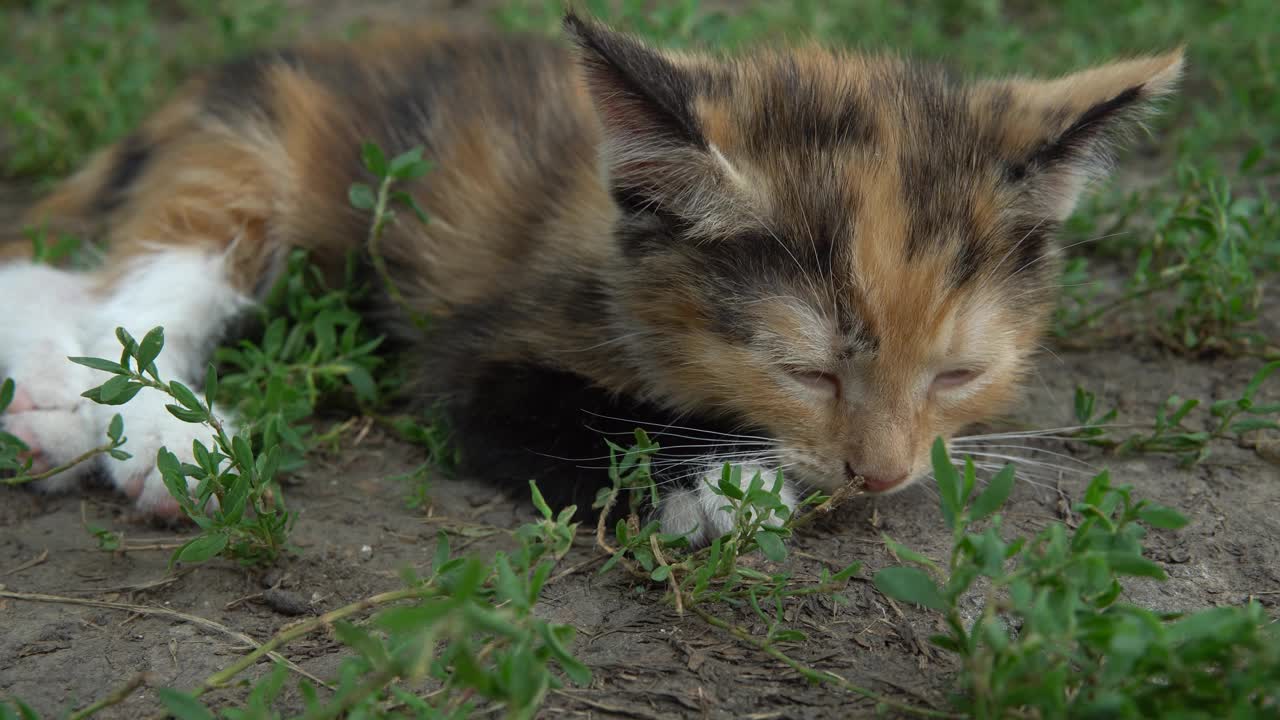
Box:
2, 405, 100, 492
657, 464, 798, 548
98, 390, 226, 520
0, 263, 101, 492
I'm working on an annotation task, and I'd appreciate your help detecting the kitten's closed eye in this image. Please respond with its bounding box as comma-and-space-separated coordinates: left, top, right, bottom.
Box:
786, 367, 840, 397
932, 368, 982, 390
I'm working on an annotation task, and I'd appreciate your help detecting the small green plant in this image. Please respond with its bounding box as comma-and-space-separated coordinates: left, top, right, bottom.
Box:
1072, 360, 1280, 463
215, 249, 386, 471
596, 429, 860, 615
71, 326, 293, 567
16, 482, 589, 720
348, 141, 434, 333
385, 403, 460, 510
874, 440, 1279, 718
1056, 167, 1280, 355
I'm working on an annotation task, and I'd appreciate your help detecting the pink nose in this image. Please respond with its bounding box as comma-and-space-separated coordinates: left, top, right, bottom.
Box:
846, 463, 908, 492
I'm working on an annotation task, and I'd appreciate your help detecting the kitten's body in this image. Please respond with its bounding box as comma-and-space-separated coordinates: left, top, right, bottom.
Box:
2, 15, 1181, 543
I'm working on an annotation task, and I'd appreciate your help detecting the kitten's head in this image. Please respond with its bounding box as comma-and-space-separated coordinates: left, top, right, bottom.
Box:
566, 13, 1182, 494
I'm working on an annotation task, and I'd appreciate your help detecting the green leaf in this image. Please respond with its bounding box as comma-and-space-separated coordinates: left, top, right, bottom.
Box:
883, 535, 940, 572
1083, 470, 1111, 506
360, 141, 388, 176
389, 146, 428, 180
333, 620, 390, 668
345, 365, 376, 404
537, 622, 591, 685
203, 364, 218, 411
0, 378, 13, 413
93, 375, 142, 405
493, 554, 526, 608
930, 438, 960, 530
831, 561, 862, 583
348, 183, 376, 211
136, 326, 165, 372
432, 530, 450, 573
376, 598, 454, 634
166, 405, 207, 424
1138, 504, 1189, 530
1106, 552, 1167, 580
1230, 418, 1280, 434
873, 566, 947, 611
175, 533, 227, 565
968, 463, 1015, 522
115, 327, 139, 355
231, 435, 255, 477
529, 479, 552, 520
717, 464, 744, 500
1243, 361, 1280, 401
650, 565, 670, 581
107, 413, 124, 442
156, 688, 215, 720
463, 603, 523, 638
66, 356, 128, 375
221, 473, 251, 524
169, 381, 203, 412
1074, 386, 1095, 424
754, 529, 787, 562
108, 449, 132, 461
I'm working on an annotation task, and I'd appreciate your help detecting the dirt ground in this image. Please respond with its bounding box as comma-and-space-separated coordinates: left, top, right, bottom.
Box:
3, 2, 1279, 718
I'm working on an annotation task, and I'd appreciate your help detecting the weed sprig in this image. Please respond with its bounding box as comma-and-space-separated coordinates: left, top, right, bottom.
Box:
215, 249, 386, 471
67, 327, 293, 567
874, 441, 1279, 718
2, 482, 590, 720
1072, 360, 1280, 464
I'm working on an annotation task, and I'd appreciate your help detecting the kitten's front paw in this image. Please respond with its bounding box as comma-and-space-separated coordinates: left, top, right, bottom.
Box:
1, 358, 101, 492
100, 390, 227, 521
656, 464, 798, 549
2, 405, 101, 492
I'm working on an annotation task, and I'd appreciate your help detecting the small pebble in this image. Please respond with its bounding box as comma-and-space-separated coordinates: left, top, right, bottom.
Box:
359, 544, 373, 560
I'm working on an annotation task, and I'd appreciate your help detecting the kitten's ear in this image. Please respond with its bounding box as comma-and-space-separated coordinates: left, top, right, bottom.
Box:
563, 12, 713, 193
996, 50, 1184, 219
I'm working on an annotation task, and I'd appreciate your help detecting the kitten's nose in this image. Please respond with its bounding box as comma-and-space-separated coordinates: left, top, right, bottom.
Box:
845, 463, 908, 492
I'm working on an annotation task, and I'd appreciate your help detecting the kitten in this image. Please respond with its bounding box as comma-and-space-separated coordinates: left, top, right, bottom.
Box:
1, 13, 1182, 545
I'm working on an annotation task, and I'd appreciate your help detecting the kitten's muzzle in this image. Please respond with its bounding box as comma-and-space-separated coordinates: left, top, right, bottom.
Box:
845, 462, 908, 493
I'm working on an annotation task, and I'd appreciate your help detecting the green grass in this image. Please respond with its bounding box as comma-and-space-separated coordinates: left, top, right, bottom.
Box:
3, 0, 1280, 718
1, 0, 285, 181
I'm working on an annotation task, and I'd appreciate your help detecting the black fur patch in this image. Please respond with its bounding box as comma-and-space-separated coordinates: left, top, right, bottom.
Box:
1026, 85, 1144, 169
203, 49, 302, 125
949, 235, 985, 287
92, 132, 151, 214
564, 276, 612, 325
613, 197, 693, 259
1006, 219, 1057, 280
447, 362, 766, 515
744, 59, 874, 152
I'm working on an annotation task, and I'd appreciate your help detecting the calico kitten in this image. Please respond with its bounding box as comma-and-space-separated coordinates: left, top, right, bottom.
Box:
1, 13, 1182, 544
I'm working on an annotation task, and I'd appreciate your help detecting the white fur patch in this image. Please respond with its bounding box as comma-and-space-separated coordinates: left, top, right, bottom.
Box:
1, 249, 249, 517
657, 463, 798, 548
